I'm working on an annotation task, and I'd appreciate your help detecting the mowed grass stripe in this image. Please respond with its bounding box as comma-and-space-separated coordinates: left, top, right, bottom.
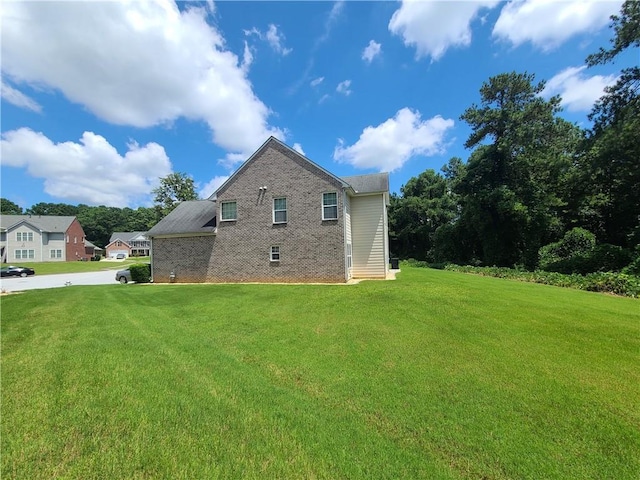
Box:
2, 266, 639, 479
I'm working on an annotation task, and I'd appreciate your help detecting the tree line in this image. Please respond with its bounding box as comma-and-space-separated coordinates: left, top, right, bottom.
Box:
389, 1, 639, 274
0, 172, 197, 248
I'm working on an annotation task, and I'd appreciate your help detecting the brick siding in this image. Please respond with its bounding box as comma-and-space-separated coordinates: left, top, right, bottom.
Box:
66, 218, 90, 261
152, 142, 347, 283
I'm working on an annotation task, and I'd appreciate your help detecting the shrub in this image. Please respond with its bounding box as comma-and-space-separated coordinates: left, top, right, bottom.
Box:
539, 228, 596, 269
129, 263, 151, 283
441, 264, 639, 298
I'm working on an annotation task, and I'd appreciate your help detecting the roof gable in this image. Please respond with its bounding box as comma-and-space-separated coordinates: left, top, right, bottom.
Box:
0, 214, 76, 232
212, 136, 349, 198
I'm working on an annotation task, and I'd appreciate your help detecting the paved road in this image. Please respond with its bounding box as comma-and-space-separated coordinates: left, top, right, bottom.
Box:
1, 270, 120, 293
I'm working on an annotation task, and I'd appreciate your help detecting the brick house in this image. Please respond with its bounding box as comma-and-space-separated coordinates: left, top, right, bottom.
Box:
0, 215, 92, 262
147, 137, 390, 283
105, 232, 150, 258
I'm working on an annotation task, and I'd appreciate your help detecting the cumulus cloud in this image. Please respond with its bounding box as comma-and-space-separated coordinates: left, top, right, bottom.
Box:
199, 175, 230, 199
1, 128, 172, 207
493, 0, 622, 50
542, 66, 618, 112
0, 81, 42, 113
292, 143, 305, 155
336, 80, 352, 96
0, 1, 283, 168
310, 76, 324, 87
362, 40, 382, 63
389, 0, 499, 61
333, 108, 454, 172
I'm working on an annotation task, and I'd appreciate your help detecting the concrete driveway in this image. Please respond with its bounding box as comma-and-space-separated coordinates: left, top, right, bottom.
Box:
1, 270, 120, 293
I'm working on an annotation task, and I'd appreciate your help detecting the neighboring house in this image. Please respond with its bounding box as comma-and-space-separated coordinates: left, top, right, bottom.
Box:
84, 240, 104, 258
147, 136, 389, 283
105, 232, 150, 258
0, 215, 91, 262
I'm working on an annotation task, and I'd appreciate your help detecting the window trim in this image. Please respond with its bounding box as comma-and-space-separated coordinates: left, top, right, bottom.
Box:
15, 249, 35, 260
16, 232, 34, 242
220, 200, 238, 221
322, 192, 338, 220
270, 245, 280, 262
273, 197, 287, 224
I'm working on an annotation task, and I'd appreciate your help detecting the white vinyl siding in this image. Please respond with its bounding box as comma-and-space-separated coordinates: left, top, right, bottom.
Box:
350, 194, 387, 278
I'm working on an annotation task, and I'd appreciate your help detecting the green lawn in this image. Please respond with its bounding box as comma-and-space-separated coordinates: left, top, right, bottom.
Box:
4, 257, 150, 275
2, 266, 639, 479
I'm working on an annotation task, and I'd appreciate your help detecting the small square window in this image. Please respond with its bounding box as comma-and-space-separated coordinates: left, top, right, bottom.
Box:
221, 201, 237, 221
273, 197, 287, 223
322, 192, 338, 220
270, 245, 280, 262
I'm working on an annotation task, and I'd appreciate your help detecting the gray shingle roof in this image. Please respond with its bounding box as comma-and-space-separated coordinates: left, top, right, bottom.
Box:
342, 173, 389, 194
108, 231, 148, 243
0, 214, 76, 232
146, 201, 217, 236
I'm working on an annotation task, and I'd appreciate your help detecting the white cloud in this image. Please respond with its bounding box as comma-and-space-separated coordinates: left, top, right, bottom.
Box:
362, 40, 382, 63
542, 66, 618, 112
199, 175, 230, 199
292, 143, 305, 155
319, 94, 331, 104
0, 1, 283, 168
1, 128, 172, 207
245, 24, 292, 56
317, 1, 345, 46
0, 81, 42, 113
333, 108, 454, 172
336, 80, 352, 96
266, 24, 292, 56
310, 76, 325, 87
389, 0, 499, 61
493, 0, 622, 50
241, 41, 254, 73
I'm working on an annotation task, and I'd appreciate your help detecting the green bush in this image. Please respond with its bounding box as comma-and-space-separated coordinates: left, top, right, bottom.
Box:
129, 263, 151, 283
544, 244, 632, 274
440, 264, 639, 298
539, 227, 596, 270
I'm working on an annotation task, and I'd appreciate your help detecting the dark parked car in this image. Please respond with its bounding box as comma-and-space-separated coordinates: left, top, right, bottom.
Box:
1, 265, 36, 277
115, 268, 132, 284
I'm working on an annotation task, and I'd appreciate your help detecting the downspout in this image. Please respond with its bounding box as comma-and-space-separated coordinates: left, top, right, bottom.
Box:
149, 237, 154, 283
342, 189, 348, 281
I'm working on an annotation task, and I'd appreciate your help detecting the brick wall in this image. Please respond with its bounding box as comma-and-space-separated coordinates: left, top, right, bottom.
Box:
66, 218, 90, 261
211, 142, 346, 283
152, 236, 215, 283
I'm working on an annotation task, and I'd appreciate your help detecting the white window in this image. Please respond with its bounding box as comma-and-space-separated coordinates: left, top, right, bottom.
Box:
74, 236, 77, 244
322, 192, 338, 220
66, 235, 69, 243
273, 198, 287, 224
221, 201, 237, 221
50, 249, 62, 259
270, 245, 280, 262
16, 232, 33, 242
15, 249, 34, 260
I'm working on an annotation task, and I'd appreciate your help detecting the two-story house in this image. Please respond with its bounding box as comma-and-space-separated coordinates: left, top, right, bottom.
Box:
147, 137, 390, 283
105, 232, 150, 258
0, 215, 91, 262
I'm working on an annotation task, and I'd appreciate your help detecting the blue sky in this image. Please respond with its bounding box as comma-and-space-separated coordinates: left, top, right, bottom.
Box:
1, 0, 633, 210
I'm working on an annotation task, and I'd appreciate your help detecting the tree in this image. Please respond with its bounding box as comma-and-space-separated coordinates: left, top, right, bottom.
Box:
581, 0, 640, 247
389, 169, 458, 260
26, 202, 78, 216
152, 172, 198, 219
457, 72, 581, 267
0, 198, 23, 214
